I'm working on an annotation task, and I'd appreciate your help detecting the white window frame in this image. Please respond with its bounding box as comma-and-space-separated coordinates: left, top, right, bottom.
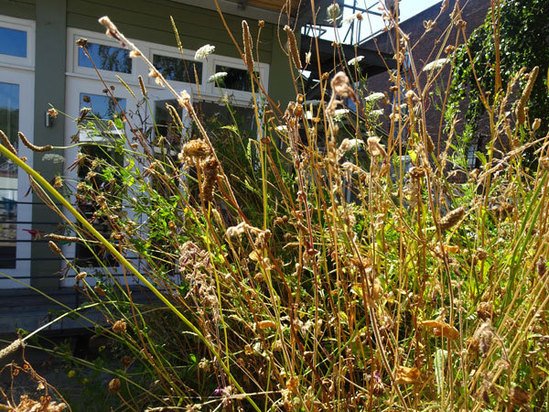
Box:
67, 28, 142, 82
62, 76, 138, 286
0, 16, 35, 288
0, 15, 35, 69
62, 28, 270, 285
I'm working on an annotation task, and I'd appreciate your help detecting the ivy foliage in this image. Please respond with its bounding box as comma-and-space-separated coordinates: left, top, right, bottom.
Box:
447, 0, 549, 141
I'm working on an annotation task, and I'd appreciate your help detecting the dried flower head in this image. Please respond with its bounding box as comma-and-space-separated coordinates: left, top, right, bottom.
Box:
327, 3, 341, 23
367, 136, 387, 157
181, 139, 211, 162
112, 319, 127, 334
439, 206, 465, 231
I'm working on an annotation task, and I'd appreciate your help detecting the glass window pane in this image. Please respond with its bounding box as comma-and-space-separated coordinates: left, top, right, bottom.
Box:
79, 93, 126, 120
214, 65, 256, 92
153, 55, 202, 83
78, 43, 132, 73
0, 82, 19, 268
0, 27, 27, 58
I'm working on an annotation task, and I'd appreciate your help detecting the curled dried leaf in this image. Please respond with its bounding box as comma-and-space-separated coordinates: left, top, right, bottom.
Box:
420, 320, 460, 340
395, 366, 421, 384
256, 320, 276, 330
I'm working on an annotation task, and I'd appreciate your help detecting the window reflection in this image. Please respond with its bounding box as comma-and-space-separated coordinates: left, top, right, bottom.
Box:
214, 65, 256, 92
78, 43, 132, 73
0, 27, 26, 58
153, 55, 201, 83
0, 82, 19, 268
79, 93, 126, 121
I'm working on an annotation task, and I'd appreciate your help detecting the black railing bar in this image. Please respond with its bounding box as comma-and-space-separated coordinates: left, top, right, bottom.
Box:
0, 221, 64, 224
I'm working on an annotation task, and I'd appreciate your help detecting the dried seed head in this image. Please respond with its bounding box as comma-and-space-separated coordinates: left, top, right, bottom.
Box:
439, 206, 465, 231
0, 129, 17, 155
284, 25, 302, 69
516, 66, 539, 125
112, 320, 127, 334
48, 241, 62, 255
75, 271, 87, 281
19, 132, 53, 152
181, 139, 211, 161
108, 378, 121, 393
242, 20, 254, 74
137, 75, 147, 96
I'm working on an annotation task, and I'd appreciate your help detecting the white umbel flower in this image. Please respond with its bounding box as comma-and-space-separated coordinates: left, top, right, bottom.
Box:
208, 72, 228, 83
347, 56, 364, 66
422, 58, 449, 72
364, 92, 385, 103
195, 44, 215, 60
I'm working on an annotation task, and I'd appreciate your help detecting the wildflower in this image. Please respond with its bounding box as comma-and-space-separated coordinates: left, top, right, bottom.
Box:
371, 109, 384, 116
422, 58, 449, 72
364, 92, 385, 103
305, 51, 311, 65
275, 125, 288, 133
347, 55, 364, 66
42, 153, 65, 164
208, 72, 228, 83
194, 44, 215, 60
333, 108, 350, 119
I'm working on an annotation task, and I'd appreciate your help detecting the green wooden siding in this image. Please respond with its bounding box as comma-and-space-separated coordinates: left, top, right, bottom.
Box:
0, 0, 35, 19
67, 0, 274, 63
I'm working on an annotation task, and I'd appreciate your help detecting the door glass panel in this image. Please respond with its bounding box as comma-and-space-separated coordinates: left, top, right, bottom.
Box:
0, 82, 19, 268
75, 94, 126, 267
78, 43, 132, 73
0, 27, 27, 58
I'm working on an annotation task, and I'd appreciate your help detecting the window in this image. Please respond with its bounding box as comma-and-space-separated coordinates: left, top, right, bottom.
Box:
0, 16, 34, 288
0, 27, 26, 58
214, 65, 256, 92
78, 42, 132, 73
153, 54, 201, 83
0, 82, 19, 268
0, 15, 34, 68
75, 93, 127, 267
